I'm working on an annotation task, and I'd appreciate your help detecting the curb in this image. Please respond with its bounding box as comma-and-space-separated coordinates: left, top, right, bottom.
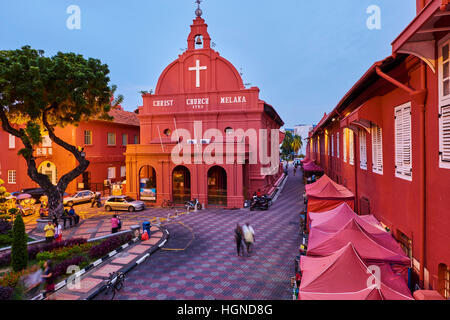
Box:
84, 227, 170, 300
31, 234, 140, 300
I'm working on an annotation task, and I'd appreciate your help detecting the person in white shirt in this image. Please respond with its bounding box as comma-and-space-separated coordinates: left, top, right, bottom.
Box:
53, 221, 62, 242
242, 223, 255, 255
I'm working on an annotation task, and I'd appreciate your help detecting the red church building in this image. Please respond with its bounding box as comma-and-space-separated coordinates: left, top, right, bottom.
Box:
125, 13, 285, 209
306, 0, 450, 298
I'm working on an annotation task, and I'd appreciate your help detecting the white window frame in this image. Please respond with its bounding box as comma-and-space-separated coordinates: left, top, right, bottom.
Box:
371, 124, 384, 175
8, 170, 16, 184
42, 135, 52, 147
331, 135, 334, 157
343, 129, 348, 163
9, 134, 15, 149
359, 129, 367, 170
107, 167, 116, 179
337, 132, 340, 158
122, 134, 128, 146
107, 133, 116, 146
84, 130, 92, 145
120, 166, 126, 178
395, 102, 413, 181
349, 129, 354, 166
439, 36, 450, 169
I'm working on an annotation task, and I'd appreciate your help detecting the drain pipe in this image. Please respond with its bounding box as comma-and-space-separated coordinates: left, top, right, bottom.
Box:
375, 64, 428, 286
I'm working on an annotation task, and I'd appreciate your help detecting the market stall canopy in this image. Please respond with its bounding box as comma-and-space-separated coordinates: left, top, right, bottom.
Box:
16, 193, 32, 200
303, 162, 324, 173
307, 219, 410, 265
309, 203, 384, 234
301, 158, 311, 164
299, 243, 413, 300
305, 174, 331, 193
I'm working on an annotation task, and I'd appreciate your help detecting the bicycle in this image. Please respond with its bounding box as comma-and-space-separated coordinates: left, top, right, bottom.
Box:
161, 199, 175, 209
104, 272, 125, 300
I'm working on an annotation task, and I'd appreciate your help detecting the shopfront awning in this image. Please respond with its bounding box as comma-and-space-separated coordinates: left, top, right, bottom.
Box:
392, 0, 450, 73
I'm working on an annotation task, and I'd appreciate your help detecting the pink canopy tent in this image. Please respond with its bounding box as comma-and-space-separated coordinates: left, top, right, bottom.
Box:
302, 161, 324, 173
309, 203, 384, 234
299, 243, 413, 300
301, 158, 311, 164
307, 219, 410, 265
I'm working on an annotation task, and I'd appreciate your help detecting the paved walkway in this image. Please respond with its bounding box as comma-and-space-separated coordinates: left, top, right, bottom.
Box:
94, 165, 305, 300
47, 226, 167, 300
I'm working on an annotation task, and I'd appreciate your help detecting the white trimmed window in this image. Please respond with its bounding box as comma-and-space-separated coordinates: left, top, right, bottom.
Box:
359, 130, 367, 170
8, 170, 16, 184
439, 39, 450, 168
349, 129, 354, 166
337, 132, 340, 158
120, 166, 126, 178
122, 134, 128, 146
395, 102, 413, 181
107, 133, 116, 146
84, 131, 92, 145
42, 135, 52, 147
107, 167, 116, 179
9, 134, 15, 149
371, 124, 383, 174
331, 135, 334, 157
328, 136, 330, 156
343, 129, 348, 163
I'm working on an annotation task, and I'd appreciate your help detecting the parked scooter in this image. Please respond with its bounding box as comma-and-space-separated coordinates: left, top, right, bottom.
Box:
185, 198, 202, 211
250, 195, 270, 211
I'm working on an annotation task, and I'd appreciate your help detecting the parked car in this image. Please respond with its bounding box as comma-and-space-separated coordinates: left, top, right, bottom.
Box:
19, 188, 46, 203
104, 196, 145, 212
63, 190, 100, 207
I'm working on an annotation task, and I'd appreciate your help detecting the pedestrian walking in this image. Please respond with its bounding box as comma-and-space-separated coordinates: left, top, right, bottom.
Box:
44, 221, 55, 243
41, 260, 54, 298
234, 224, 244, 257
242, 223, 255, 255
111, 214, 120, 234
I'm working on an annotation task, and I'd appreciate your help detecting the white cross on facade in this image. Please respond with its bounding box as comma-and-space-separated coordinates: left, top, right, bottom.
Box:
188, 59, 207, 88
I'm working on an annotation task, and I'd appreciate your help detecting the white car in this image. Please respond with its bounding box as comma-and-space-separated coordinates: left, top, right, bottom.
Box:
63, 190, 100, 207
104, 196, 145, 212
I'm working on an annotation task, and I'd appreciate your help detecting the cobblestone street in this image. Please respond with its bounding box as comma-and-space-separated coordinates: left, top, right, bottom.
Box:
95, 168, 304, 300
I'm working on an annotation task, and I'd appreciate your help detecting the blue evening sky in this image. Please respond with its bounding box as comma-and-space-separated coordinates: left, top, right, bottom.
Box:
0, 0, 416, 128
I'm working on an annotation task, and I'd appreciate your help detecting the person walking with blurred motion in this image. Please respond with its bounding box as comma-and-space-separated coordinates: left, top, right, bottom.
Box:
41, 260, 54, 298
234, 224, 244, 257
242, 223, 255, 256
44, 221, 55, 243
54, 221, 62, 242
111, 214, 120, 234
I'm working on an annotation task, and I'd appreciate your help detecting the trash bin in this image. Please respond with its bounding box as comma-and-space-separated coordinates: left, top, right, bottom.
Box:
142, 221, 151, 235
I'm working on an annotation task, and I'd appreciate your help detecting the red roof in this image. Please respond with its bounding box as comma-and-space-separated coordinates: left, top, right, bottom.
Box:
305, 174, 354, 200
299, 243, 413, 300
107, 107, 140, 127
307, 219, 410, 265
302, 162, 324, 173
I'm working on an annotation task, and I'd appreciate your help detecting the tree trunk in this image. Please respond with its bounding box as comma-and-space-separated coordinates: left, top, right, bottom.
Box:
47, 186, 64, 220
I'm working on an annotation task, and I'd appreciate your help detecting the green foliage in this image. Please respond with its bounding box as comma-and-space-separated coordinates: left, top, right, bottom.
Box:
0, 179, 11, 215
35, 242, 94, 263
281, 131, 303, 160
10, 215, 28, 272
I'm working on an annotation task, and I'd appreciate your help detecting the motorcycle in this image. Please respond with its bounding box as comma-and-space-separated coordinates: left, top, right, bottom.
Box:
185, 198, 202, 211
250, 195, 270, 211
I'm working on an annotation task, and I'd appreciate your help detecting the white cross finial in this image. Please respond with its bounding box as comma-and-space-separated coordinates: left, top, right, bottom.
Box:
188, 59, 207, 88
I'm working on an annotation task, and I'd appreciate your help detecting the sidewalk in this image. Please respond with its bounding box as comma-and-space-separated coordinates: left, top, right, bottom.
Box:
44, 226, 169, 300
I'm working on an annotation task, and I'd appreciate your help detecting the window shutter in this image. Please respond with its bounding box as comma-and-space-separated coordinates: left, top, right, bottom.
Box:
349, 130, 354, 165
372, 125, 383, 174
359, 130, 367, 170
343, 129, 347, 163
337, 132, 340, 158
402, 105, 412, 176
441, 105, 450, 162
395, 107, 404, 175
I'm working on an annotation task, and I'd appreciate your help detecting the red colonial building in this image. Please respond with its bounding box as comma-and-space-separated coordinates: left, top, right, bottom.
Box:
0, 106, 140, 195
125, 13, 285, 209
306, 0, 450, 298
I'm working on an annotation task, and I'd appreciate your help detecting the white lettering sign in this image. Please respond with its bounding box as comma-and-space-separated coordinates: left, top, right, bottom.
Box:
186, 97, 209, 110
220, 96, 247, 104
153, 100, 174, 107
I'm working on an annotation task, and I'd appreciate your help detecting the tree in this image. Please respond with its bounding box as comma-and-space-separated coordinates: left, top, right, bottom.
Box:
291, 134, 303, 155
11, 214, 27, 272
0, 179, 11, 215
0, 46, 118, 219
